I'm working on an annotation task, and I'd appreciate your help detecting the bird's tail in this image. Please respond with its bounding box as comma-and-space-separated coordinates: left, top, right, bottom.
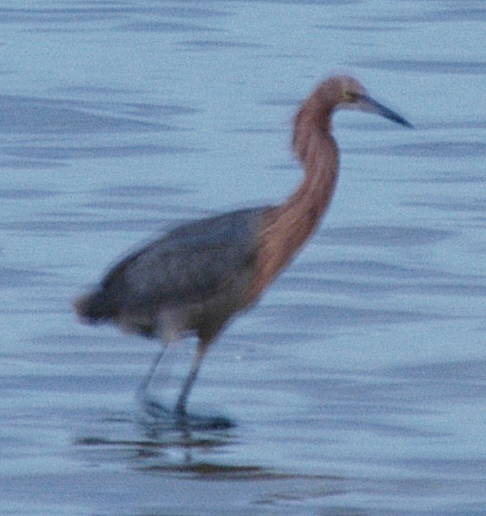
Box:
73, 289, 115, 325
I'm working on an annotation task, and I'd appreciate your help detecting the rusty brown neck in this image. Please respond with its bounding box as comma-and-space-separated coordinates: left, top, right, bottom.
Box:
247, 94, 339, 303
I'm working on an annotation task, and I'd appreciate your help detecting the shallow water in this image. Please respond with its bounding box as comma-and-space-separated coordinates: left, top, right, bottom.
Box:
1, 1, 485, 515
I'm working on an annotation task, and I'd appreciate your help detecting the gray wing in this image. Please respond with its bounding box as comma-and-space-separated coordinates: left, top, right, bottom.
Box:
99, 207, 268, 315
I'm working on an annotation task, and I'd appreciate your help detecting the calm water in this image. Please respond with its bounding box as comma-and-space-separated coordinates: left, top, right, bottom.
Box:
1, 1, 485, 514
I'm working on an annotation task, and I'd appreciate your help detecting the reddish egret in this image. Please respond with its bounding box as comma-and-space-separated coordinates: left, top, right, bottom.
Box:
74, 75, 411, 427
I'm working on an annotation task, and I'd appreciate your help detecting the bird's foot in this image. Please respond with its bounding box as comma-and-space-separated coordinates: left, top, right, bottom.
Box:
175, 408, 234, 431
140, 394, 172, 420
140, 396, 233, 430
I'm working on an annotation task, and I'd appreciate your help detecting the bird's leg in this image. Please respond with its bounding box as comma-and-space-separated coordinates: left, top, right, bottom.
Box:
139, 343, 168, 393
137, 343, 170, 417
173, 338, 233, 430
174, 338, 210, 420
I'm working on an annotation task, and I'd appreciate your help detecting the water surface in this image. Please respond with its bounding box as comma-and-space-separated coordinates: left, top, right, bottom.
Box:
1, 1, 485, 515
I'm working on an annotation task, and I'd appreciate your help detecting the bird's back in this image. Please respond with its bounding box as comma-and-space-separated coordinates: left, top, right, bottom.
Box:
74, 207, 268, 340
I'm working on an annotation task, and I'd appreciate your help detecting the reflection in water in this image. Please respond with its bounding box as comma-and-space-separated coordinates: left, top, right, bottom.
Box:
74, 417, 350, 514
76, 416, 238, 474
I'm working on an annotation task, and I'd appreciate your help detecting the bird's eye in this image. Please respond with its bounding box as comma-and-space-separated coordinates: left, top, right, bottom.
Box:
343, 90, 359, 103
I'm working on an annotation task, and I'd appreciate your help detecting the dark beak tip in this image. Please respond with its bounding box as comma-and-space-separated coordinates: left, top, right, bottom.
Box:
366, 96, 413, 129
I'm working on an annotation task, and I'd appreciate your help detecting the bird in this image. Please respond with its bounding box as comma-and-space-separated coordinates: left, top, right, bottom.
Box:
74, 75, 412, 428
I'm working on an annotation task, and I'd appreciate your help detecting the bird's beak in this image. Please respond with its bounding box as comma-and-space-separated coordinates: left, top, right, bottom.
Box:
359, 94, 413, 128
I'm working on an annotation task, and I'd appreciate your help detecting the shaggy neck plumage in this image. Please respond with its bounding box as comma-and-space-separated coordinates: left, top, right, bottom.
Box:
247, 93, 340, 302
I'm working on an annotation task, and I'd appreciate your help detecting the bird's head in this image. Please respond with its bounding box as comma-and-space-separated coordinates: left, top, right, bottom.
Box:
320, 75, 413, 128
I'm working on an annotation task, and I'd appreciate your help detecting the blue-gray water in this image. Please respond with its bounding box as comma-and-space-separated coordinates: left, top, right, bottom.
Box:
1, 1, 485, 515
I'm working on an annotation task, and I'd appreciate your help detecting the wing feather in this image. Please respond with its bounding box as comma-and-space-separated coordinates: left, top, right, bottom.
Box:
100, 207, 266, 314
